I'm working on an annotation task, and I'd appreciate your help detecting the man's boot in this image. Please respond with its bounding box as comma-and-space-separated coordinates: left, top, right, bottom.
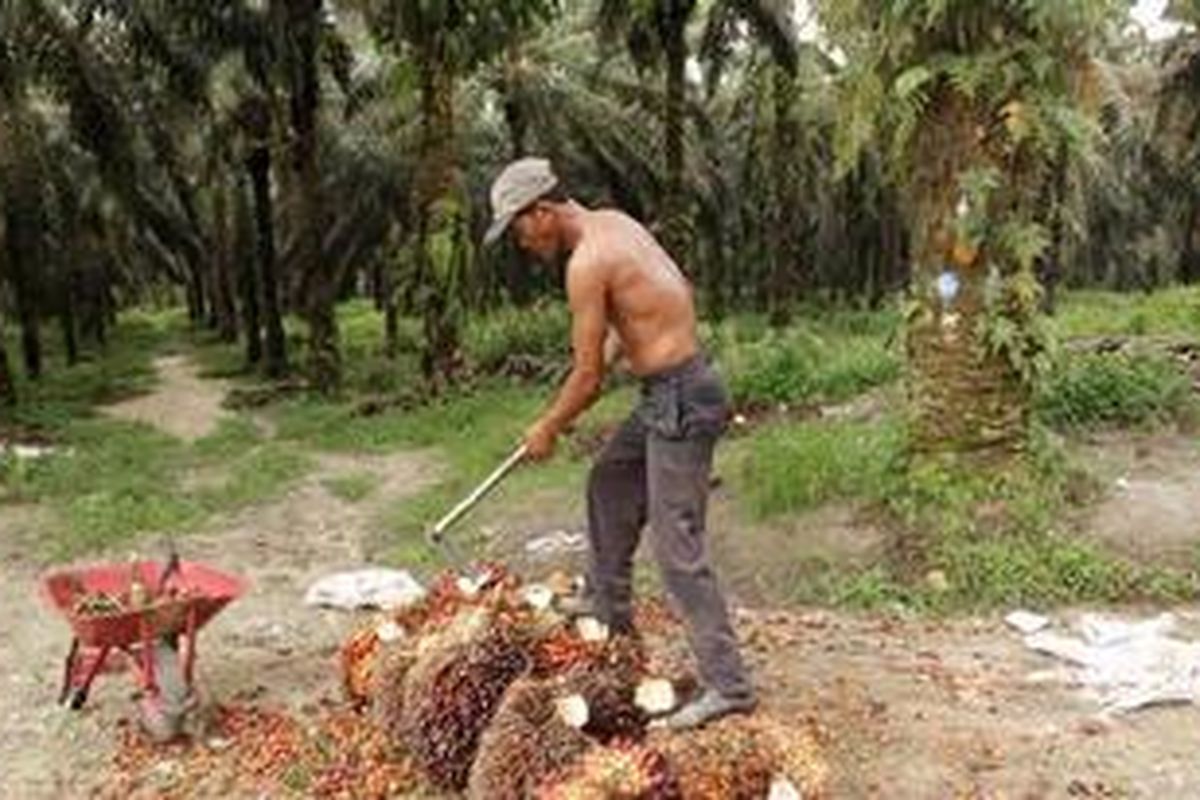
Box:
654, 688, 757, 731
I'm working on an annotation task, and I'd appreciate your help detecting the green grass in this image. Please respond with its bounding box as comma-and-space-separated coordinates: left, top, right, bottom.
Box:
2, 413, 312, 559
364, 383, 635, 567
1054, 286, 1200, 339
732, 416, 1198, 612
866, 453, 1194, 612
0, 313, 313, 558
463, 301, 571, 375
202, 443, 311, 509
3, 310, 178, 431
734, 416, 905, 518
323, 472, 379, 503
709, 312, 901, 408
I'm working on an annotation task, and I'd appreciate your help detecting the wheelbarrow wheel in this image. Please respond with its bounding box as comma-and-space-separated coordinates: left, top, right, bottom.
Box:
67, 687, 89, 710
138, 641, 189, 743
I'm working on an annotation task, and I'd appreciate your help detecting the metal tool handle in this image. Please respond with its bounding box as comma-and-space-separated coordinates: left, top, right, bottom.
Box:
428, 444, 528, 543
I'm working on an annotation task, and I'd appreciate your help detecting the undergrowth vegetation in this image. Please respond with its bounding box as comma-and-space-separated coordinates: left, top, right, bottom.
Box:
1036, 352, 1194, 430
4, 288, 1200, 609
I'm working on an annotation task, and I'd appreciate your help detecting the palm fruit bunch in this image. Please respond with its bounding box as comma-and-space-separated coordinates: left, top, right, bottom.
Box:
397, 605, 535, 790
535, 739, 682, 800
339, 561, 515, 707
467, 676, 594, 800
652, 715, 828, 800
532, 620, 648, 677
532, 621, 612, 676
340, 617, 409, 706
557, 637, 650, 743
374, 602, 493, 758
756, 717, 829, 798
652, 716, 775, 799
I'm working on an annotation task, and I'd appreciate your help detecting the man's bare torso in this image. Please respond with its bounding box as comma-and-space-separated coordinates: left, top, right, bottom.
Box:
567, 209, 698, 376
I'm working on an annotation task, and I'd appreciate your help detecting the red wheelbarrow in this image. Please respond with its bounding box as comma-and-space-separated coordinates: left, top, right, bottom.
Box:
41, 557, 246, 741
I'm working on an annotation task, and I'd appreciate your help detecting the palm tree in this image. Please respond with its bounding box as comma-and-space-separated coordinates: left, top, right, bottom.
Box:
277, 0, 339, 392
350, 0, 558, 387
1157, 2, 1200, 283
0, 106, 46, 381
817, 0, 1121, 463
597, 0, 698, 261
595, 0, 796, 268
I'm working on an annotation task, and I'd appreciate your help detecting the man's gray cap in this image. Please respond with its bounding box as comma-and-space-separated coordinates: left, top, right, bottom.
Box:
484, 157, 559, 245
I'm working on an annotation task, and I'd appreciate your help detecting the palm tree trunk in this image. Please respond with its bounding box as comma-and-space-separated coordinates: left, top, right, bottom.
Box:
660, 0, 693, 262
211, 174, 239, 343
60, 268, 80, 366
1037, 146, 1068, 313
906, 94, 1028, 463
4, 163, 44, 380
383, 259, 400, 359
185, 262, 206, 326
1181, 197, 1200, 285
415, 54, 463, 389
0, 308, 14, 406
503, 44, 529, 160
500, 44, 536, 307
234, 171, 263, 367
247, 145, 288, 379
0, 329, 14, 407
286, 0, 340, 393
768, 66, 800, 326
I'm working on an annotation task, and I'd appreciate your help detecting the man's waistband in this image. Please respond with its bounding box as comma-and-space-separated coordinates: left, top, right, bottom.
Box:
639, 352, 709, 387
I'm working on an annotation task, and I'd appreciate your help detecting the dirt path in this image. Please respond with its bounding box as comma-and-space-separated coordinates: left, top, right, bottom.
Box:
739, 607, 1200, 798
0, 356, 439, 799
1080, 432, 1200, 569
103, 355, 229, 441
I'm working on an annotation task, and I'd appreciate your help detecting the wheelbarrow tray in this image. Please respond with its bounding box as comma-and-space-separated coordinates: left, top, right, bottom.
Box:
42, 560, 246, 649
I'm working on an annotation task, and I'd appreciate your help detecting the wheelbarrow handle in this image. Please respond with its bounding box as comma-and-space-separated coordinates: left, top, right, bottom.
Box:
428, 444, 528, 544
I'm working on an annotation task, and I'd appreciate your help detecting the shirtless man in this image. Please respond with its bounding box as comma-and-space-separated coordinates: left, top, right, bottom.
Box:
484, 157, 756, 729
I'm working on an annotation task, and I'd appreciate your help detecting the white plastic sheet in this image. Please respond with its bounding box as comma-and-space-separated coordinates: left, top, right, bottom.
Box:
303, 568, 425, 611
1016, 611, 1200, 713
525, 530, 587, 556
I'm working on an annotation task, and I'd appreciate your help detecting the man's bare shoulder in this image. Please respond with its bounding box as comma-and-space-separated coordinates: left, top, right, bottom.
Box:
591, 208, 647, 237
573, 209, 647, 268
567, 210, 633, 280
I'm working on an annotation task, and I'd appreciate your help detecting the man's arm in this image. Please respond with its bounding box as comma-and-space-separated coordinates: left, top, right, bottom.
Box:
523, 255, 609, 460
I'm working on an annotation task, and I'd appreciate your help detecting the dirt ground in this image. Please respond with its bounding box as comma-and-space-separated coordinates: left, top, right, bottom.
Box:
2, 357, 1199, 799
102, 356, 231, 441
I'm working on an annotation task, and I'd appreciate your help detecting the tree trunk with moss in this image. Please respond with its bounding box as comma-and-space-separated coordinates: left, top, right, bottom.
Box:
414, 56, 469, 390
905, 94, 1028, 463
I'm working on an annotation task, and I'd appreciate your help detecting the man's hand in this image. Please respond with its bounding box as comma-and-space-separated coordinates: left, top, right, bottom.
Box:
523, 419, 559, 462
